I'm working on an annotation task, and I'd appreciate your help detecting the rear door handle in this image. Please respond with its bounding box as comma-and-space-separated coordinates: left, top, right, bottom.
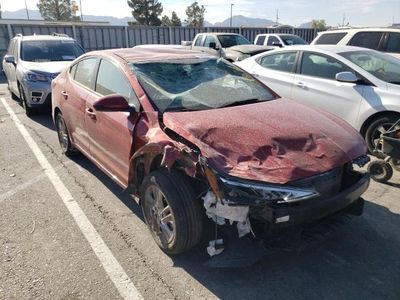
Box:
85, 107, 96, 119
295, 81, 307, 88
61, 91, 68, 99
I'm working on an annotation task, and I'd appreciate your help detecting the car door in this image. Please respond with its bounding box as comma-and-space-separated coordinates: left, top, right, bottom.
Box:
195, 35, 220, 56
248, 51, 298, 98
7, 40, 19, 94
63, 57, 99, 152
85, 58, 140, 188
292, 51, 364, 127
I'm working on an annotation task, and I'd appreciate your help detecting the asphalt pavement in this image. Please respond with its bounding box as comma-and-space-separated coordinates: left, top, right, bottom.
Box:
0, 81, 399, 300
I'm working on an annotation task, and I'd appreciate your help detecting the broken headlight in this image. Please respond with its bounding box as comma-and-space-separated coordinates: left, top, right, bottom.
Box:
219, 177, 319, 204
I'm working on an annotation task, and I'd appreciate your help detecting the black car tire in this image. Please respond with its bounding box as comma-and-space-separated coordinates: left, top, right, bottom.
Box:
368, 160, 393, 183
55, 113, 77, 156
365, 114, 400, 158
18, 84, 35, 117
140, 169, 203, 255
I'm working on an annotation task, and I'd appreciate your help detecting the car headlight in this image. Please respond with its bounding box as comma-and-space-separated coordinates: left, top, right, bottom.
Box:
25, 71, 49, 82
219, 176, 319, 204
236, 54, 251, 61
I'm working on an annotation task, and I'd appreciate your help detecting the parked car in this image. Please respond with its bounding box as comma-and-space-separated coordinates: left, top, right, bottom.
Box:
311, 28, 400, 59
254, 34, 308, 47
184, 32, 273, 61
2, 33, 84, 116
52, 47, 369, 255
236, 45, 400, 155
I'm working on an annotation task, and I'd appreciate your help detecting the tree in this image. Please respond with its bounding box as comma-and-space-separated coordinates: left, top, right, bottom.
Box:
311, 19, 327, 30
37, 0, 73, 21
161, 15, 171, 26
170, 11, 181, 26
127, 0, 163, 26
0, 3, 2, 19
185, 2, 206, 27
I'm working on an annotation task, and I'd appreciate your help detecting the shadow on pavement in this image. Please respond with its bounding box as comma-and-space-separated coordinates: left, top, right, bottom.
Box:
62, 152, 400, 299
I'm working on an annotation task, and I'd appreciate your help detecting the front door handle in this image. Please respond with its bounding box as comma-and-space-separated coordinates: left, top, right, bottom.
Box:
85, 107, 96, 119
61, 91, 68, 99
295, 81, 307, 89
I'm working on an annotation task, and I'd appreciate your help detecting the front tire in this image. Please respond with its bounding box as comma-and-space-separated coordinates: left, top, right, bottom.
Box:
140, 169, 203, 255
18, 84, 35, 117
365, 114, 400, 158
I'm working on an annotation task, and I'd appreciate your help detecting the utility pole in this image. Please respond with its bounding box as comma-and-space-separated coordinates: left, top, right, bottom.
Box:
79, 0, 83, 21
230, 3, 234, 27
24, 0, 30, 20
275, 9, 279, 26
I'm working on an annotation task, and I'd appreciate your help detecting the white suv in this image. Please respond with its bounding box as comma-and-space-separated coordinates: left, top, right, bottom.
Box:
311, 28, 400, 59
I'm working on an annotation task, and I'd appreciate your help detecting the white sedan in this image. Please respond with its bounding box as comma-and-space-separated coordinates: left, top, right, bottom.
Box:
235, 45, 400, 155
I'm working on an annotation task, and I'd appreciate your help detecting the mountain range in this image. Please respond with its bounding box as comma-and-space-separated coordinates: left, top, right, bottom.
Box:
3, 9, 311, 28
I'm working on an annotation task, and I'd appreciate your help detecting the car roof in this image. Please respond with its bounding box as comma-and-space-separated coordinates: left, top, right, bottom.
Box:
15, 34, 75, 42
319, 27, 400, 34
89, 47, 215, 63
199, 32, 241, 36
262, 44, 372, 54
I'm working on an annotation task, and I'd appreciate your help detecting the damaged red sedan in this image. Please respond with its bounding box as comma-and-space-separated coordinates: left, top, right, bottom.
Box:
52, 47, 370, 255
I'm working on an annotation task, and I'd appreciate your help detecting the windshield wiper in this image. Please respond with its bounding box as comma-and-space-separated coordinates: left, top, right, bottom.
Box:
220, 98, 262, 108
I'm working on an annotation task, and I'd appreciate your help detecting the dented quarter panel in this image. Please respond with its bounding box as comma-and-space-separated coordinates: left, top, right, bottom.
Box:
163, 99, 366, 184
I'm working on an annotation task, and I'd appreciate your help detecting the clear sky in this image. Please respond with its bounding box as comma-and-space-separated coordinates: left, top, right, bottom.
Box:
3, 0, 400, 26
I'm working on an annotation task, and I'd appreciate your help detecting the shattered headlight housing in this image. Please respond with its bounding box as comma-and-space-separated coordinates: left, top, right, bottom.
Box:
219, 177, 319, 204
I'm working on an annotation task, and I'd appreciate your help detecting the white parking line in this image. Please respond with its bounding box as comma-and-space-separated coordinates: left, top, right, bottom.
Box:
1, 97, 143, 300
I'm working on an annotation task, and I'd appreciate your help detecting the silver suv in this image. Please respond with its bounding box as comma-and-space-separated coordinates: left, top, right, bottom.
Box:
2, 34, 84, 116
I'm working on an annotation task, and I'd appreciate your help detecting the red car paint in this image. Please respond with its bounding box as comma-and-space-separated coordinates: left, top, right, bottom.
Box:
52, 48, 366, 192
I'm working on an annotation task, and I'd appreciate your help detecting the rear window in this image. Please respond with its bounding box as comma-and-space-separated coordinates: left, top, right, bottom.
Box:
256, 36, 266, 45
74, 58, 98, 89
21, 40, 84, 62
314, 32, 347, 45
349, 32, 384, 50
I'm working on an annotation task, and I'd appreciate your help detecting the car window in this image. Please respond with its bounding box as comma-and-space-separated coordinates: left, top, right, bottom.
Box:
386, 32, 400, 53
74, 58, 98, 89
194, 35, 203, 47
132, 58, 275, 113
280, 35, 307, 46
256, 36, 266, 45
340, 50, 400, 84
300, 52, 351, 80
259, 52, 297, 73
204, 35, 218, 48
96, 59, 139, 107
21, 40, 84, 62
267, 36, 280, 46
349, 32, 384, 50
314, 33, 347, 45
217, 35, 251, 48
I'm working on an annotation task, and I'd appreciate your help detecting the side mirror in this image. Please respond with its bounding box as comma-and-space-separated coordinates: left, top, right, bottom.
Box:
4, 55, 15, 64
93, 94, 131, 112
272, 42, 283, 48
336, 71, 359, 83
209, 42, 218, 50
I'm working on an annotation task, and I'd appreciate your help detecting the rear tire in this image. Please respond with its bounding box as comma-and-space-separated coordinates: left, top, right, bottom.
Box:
140, 169, 203, 255
55, 112, 77, 156
365, 114, 400, 158
368, 160, 393, 183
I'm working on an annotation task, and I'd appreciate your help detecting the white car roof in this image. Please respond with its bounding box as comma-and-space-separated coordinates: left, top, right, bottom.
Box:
16, 35, 74, 42
318, 27, 400, 34
264, 44, 372, 54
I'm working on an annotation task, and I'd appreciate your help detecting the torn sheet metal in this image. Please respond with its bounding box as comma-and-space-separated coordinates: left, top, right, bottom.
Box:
162, 99, 366, 184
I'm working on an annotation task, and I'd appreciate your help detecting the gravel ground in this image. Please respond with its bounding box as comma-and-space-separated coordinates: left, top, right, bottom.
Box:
0, 81, 399, 300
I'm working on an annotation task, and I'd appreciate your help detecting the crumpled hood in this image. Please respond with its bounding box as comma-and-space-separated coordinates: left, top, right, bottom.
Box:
163, 99, 366, 184
20, 60, 72, 75
228, 45, 272, 55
